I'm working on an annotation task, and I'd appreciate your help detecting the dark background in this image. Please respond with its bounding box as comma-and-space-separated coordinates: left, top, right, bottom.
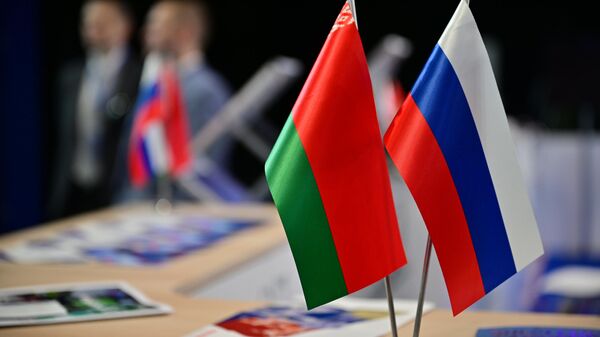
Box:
1, 0, 599, 233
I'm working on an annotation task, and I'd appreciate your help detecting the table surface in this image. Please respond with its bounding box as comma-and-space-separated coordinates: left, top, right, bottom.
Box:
392, 310, 599, 337
0, 203, 598, 336
0, 203, 286, 292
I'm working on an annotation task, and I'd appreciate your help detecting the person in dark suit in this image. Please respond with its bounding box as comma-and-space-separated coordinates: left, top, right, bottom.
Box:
48, 0, 142, 218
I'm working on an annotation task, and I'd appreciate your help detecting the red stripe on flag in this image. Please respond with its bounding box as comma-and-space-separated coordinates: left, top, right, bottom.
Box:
160, 67, 192, 176
128, 141, 148, 187
384, 95, 485, 314
292, 20, 406, 293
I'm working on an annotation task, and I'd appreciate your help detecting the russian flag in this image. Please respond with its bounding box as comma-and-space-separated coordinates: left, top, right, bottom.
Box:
129, 55, 191, 187
384, 1, 544, 315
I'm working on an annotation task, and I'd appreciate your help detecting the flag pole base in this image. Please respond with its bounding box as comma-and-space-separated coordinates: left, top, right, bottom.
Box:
154, 198, 172, 215
155, 175, 173, 215
413, 235, 433, 337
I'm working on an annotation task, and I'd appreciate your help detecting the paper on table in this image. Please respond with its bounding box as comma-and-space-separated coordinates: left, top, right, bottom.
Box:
1, 213, 261, 266
0, 281, 172, 327
1, 244, 87, 264
0, 301, 68, 319
182, 298, 435, 337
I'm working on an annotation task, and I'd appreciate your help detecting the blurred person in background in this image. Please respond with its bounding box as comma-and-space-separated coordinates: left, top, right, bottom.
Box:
143, 0, 231, 136
48, 0, 141, 218
144, 0, 230, 142
115, 0, 232, 202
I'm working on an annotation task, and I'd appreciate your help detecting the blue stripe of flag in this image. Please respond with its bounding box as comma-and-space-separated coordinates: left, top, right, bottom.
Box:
139, 138, 154, 179
410, 45, 517, 292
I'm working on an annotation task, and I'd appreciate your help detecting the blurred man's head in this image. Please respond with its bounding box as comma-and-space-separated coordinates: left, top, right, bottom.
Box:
81, 0, 133, 54
144, 0, 209, 57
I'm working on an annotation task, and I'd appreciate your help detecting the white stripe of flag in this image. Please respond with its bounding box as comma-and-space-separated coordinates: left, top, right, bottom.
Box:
438, 0, 544, 271
145, 122, 171, 177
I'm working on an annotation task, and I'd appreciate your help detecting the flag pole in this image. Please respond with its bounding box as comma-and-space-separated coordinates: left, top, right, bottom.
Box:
384, 275, 399, 337
412, 235, 433, 337
156, 174, 173, 215
349, 0, 358, 26
347, 1, 398, 336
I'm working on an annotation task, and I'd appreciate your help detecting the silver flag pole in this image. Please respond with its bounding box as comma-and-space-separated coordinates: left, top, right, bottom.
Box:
412, 236, 433, 337
384, 275, 399, 337
347, 1, 399, 336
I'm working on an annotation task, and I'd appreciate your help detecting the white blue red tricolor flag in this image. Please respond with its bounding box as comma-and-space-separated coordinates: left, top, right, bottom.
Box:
128, 55, 191, 187
384, 0, 543, 315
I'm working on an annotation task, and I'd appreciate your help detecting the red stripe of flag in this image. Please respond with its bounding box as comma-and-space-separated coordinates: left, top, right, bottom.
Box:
160, 67, 191, 176
292, 8, 405, 293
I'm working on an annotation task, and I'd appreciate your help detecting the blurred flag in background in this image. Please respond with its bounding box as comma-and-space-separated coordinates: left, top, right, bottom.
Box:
128, 54, 192, 187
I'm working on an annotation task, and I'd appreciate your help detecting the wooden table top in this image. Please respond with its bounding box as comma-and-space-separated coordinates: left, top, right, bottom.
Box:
0, 203, 283, 336
392, 309, 599, 337
0, 203, 597, 336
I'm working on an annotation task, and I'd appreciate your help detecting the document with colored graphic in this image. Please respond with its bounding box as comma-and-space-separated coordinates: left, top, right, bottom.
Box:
0, 282, 171, 327
183, 298, 434, 337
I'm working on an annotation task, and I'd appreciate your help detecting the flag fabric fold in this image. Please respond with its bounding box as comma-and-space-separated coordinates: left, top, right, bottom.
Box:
265, 2, 407, 309
129, 56, 192, 187
384, 0, 543, 315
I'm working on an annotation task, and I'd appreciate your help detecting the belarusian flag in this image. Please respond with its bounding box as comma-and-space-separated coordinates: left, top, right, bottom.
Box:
265, 2, 407, 309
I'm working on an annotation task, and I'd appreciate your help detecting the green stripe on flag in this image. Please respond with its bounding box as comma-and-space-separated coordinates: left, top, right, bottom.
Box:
265, 115, 348, 309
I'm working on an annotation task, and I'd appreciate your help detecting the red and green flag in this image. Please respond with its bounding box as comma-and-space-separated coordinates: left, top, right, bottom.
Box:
265, 2, 407, 309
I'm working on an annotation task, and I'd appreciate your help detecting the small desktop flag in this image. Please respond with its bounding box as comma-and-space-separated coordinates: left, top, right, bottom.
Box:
129, 55, 192, 187
384, 0, 543, 315
265, 2, 407, 309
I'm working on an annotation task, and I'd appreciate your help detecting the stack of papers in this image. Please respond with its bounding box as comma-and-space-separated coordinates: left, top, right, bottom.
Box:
0, 282, 171, 327
1, 214, 259, 266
